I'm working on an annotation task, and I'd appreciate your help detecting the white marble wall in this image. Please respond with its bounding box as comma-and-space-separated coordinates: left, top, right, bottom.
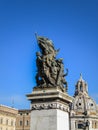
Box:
30, 109, 69, 130
57, 109, 69, 130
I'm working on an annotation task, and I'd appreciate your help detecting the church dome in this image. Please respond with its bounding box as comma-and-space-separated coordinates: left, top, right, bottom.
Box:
70, 74, 97, 116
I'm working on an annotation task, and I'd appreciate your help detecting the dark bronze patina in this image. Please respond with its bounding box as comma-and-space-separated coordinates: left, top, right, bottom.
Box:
34, 34, 68, 92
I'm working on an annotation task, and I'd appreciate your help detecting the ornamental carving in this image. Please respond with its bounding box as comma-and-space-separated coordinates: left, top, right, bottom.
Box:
31, 102, 69, 112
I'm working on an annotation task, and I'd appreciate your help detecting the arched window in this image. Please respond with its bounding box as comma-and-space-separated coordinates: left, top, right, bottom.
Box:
80, 84, 83, 92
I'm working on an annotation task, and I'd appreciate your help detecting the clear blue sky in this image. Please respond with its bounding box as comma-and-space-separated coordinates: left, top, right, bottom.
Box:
0, 0, 98, 109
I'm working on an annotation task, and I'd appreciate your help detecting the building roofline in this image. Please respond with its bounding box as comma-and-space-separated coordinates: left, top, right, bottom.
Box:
0, 104, 18, 110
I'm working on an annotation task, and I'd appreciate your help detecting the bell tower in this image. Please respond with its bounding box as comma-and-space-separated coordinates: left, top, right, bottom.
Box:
70, 74, 97, 130
74, 74, 88, 97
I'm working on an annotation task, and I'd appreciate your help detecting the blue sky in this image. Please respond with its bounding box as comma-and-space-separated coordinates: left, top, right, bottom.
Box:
0, 0, 98, 109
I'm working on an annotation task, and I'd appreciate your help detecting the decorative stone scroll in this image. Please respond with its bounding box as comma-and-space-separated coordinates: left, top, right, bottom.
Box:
31, 102, 69, 112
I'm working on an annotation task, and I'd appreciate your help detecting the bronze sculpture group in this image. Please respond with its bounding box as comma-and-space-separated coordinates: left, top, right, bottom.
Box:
34, 35, 68, 92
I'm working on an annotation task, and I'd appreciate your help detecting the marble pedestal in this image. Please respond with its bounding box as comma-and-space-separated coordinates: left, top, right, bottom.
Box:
27, 88, 73, 130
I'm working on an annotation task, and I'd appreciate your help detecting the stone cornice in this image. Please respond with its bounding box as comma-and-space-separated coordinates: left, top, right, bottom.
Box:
70, 115, 98, 119
27, 88, 73, 104
0, 110, 17, 117
31, 102, 69, 112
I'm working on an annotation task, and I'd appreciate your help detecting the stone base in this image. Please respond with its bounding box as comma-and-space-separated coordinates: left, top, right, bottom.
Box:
30, 109, 69, 130
27, 88, 73, 130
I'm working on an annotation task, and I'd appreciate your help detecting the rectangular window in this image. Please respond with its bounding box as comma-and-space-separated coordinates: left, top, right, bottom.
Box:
26, 120, 29, 126
11, 120, 13, 126
75, 122, 76, 128
92, 121, 94, 128
0, 118, 3, 124
20, 121, 22, 126
78, 123, 83, 129
6, 119, 8, 125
